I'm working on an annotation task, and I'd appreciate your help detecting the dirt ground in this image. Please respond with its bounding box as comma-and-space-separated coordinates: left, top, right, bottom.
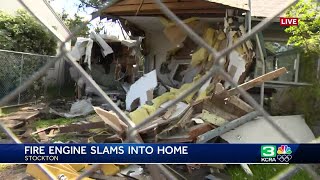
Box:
0, 165, 32, 179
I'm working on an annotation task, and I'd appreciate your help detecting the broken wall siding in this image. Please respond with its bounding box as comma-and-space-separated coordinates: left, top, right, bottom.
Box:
145, 26, 175, 85
132, 17, 227, 87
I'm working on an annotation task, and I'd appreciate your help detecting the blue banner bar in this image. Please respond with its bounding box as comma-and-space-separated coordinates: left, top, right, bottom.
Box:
0, 144, 319, 163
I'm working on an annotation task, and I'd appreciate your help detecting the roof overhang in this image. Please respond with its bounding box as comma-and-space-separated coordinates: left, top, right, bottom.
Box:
101, 0, 247, 17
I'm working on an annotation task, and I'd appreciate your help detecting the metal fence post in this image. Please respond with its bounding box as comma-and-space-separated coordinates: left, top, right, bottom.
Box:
18, 54, 24, 105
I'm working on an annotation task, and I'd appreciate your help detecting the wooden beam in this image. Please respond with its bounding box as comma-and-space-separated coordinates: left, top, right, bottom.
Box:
226, 67, 287, 97
188, 123, 214, 140
117, 0, 191, 5
105, 9, 226, 16
105, 1, 225, 13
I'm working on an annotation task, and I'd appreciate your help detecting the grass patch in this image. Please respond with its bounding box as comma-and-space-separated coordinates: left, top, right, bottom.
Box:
34, 118, 79, 129
227, 165, 312, 180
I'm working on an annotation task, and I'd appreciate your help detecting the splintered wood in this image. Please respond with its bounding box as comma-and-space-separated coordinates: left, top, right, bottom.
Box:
227, 67, 287, 96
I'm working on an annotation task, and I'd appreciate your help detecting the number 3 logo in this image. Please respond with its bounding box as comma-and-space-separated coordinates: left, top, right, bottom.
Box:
261, 145, 276, 158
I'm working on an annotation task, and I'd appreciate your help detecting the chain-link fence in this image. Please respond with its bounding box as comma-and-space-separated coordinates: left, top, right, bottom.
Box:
0, 0, 319, 179
0, 49, 57, 106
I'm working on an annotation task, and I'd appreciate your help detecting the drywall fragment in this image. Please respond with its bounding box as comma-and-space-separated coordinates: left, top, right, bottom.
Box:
69, 37, 90, 61
93, 107, 127, 134
120, 165, 144, 176
160, 101, 189, 119
192, 118, 204, 124
126, 70, 158, 111
224, 50, 246, 88
221, 115, 315, 143
64, 99, 94, 118
199, 110, 227, 126
85, 39, 93, 69
68, 38, 93, 69
90, 32, 113, 57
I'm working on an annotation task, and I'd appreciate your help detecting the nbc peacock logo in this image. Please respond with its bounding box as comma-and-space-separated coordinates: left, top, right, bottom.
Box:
276, 145, 292, 162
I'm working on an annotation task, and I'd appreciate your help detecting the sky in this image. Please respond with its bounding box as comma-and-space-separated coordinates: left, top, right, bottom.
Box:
49, 0, 126, 39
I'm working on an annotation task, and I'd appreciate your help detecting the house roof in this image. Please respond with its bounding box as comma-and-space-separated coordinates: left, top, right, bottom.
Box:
207, 0, 248, 10
250, 0, 294, 18
102, 0, 295, 18
102, 0, 246, 17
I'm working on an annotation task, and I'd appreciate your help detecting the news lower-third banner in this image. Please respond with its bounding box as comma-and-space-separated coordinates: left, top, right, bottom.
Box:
0, 144, 319, 163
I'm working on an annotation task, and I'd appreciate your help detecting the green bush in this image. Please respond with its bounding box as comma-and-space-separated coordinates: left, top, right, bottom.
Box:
0, 10, 57, 55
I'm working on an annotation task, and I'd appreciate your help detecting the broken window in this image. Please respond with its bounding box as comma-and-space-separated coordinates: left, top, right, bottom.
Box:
255, 40, 301, 83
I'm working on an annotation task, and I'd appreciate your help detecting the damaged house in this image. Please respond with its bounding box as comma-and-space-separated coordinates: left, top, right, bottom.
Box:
2, 0, 319, 178
63, 0, 316, 143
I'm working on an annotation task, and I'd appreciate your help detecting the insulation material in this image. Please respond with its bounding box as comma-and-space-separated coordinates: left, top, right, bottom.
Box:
163, 18, 200, 46
152, 92, 176, 109
239, 25, 253, 50
170, 83, 196, 104
141, 104, 156, 115
224, 50, 246, 88
90, 32, 113, 57
221, 115, 315, 143
100, 164, 120, 176
199, 110, 227, 126
191, 48, 208, 66
126, 70, 158, 111
190, 28, 215, 66
213, 31, 226, 50
26, 164, 93, 180
129, 107, 150, 124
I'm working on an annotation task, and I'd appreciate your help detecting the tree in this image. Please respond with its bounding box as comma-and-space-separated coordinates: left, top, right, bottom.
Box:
0, 10, 57, 55
60, 9, 90, 44
78, 0, 108, 10
285, 0, 320, 54
285, 0, 320, 124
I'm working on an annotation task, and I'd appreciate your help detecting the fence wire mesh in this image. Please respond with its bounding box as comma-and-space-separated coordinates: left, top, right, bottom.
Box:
0, 49, 56, 106
0, 0, 319, 179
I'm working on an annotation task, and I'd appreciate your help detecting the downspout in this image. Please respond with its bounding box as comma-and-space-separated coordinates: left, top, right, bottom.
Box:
256, 34, 265, 107
247, 0, 265, 107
